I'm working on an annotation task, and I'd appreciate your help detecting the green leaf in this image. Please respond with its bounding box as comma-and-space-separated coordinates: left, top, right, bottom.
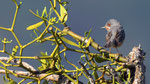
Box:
42, 6, 48, 18
80, 54, 87, 62
95, 56, 107, 63
39, 59, 47, 69
33, 30, 38, 37
40, 57, 47, 67
11, 45, 19, 56
38, 66, 45, 71
38, 52, 51, 71
40, 51, 48, 56
7, 46, 18, 63
86, 37, 91, 47
84, 32, 88, 38
87, 28, 92, 38
84, 28, 92, 38
60, 4, 68, 22
61, 37, 79, 47
1, 40, 12, 44
51, 42, 56, 45
36, 9, 39, 15
26, 21, 44, 30
81, 54, 86, 59
62, 1, 69, 6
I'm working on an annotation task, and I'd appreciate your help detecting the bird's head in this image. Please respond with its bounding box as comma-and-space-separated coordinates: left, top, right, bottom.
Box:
102, 19, 121, 31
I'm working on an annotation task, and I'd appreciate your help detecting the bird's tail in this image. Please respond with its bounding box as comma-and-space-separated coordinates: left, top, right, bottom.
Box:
104, 43, 111, 48
104, 44, 109, 48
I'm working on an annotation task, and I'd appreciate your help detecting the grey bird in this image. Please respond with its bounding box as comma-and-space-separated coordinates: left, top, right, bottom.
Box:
102, 19, 125, 53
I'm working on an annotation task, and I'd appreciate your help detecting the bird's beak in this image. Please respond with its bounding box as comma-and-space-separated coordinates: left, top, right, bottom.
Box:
101, 26, 106, 29
101, 26, 110, 31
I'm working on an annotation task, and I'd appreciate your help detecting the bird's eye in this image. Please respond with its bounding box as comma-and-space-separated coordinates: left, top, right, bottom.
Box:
107, 23, 111, 26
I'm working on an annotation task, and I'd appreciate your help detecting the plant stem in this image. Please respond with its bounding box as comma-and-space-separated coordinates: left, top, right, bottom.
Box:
11, 5, 19, 30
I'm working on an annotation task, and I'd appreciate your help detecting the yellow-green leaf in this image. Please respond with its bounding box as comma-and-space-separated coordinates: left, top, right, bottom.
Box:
26, 21, 44, 30
60, 4, 68, 22
61, 37, 79, 47
95, 56, 108, 63
86, 37, 91, 47
41, 6, 48, 18
12, 45, 19, 56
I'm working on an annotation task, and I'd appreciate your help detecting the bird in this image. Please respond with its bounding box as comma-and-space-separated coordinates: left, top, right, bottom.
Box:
101, 19, 125, 53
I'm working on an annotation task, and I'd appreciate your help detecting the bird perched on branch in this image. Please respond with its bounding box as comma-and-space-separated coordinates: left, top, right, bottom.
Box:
102, 19, 125, 53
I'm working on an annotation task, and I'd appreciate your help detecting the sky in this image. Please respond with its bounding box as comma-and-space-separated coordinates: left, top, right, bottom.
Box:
0, 0, 150, 83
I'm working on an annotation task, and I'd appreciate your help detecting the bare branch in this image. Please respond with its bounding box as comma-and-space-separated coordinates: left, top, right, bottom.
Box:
0, 57, 36, 71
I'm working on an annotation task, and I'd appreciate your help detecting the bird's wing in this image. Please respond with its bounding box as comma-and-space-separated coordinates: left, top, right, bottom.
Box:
105, 31, 113, 48
105, 28, 118, 48
115, 29, 125, 47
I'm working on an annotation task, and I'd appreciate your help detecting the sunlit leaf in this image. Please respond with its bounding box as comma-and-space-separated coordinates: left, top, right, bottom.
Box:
33, 30, 38, 37
1, 40, 12, 43
42, 6, 48, 18
60, 4, 68, 22
87, 28, 92, 38
39, 59, 47, 70
40, 51, 48, 56
38, 52, 51, 71
81, 54, 86, 58
40, 52, 48, 67
84, 32, 88, 38
62, 1, 69, 6
51, 42, 56, 45
61, 37, 79, 47
36, 9, 39, 15
84, 28, 92, 38
38, 66, 44, 71
11, 45, 19, 56
80, 54, 87, 62
86, 37, 91, 47
26, 21, 44, 30
7, 45, 19, 63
